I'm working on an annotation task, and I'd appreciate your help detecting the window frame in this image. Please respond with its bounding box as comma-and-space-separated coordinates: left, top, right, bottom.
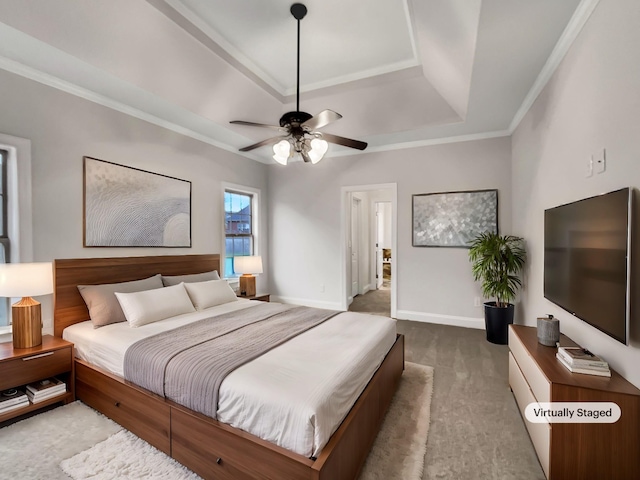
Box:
0, 149, 9, 327
0, 134, 34, 334
0, 149, 9, 261
222, 184, 260, 279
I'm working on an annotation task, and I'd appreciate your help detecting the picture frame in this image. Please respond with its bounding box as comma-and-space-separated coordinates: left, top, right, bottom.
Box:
412, 189, 498, 248
83, 157, 192, 247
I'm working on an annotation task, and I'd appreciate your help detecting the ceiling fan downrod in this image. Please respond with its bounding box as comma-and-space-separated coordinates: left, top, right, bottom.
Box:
290, 3, 307, 113
229, 2, 367, 159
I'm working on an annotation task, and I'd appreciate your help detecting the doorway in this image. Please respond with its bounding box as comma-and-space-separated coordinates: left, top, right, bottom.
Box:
376, 201, 392, 291
341, 184, 397, 318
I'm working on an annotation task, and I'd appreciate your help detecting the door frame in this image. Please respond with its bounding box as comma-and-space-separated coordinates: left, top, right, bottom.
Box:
350, 196, 361, 298
340, 183, 397, 318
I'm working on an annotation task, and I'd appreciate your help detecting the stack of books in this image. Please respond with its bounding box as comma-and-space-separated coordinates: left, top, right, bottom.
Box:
0, 388, 29, 415
25, 377, 67, 404
556, 346, 611, 377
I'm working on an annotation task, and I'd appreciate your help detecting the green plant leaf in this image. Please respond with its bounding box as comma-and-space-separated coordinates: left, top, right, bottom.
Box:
468, 232, 526, 308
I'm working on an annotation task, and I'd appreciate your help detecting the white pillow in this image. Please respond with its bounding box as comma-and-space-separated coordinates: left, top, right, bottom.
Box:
183, 279, 238, 311
115, 283, 196, 328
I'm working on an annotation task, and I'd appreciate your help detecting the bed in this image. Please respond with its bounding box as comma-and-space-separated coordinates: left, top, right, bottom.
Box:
53, 254, 404, 480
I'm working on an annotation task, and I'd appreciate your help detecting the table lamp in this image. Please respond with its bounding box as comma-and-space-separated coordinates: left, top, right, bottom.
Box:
234, 256, 263, 297
0, 262, 53, 348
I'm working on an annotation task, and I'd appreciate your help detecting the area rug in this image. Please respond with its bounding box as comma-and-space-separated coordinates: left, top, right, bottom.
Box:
0, 401, 121, 480
2, 362, 433, 480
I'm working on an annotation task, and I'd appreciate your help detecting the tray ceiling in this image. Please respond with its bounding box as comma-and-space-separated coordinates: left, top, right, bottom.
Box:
0, 0, 592, 162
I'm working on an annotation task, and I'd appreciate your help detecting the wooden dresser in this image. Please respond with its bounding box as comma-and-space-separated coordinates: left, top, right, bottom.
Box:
508, 325, 640, 479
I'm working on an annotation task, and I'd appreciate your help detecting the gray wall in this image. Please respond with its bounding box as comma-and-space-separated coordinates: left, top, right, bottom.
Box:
512, 0, 640, 387
0, 69, 268, 333
268, 136, 512, 327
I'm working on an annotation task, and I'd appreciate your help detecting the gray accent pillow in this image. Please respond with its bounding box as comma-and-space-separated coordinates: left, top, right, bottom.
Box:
78, 274, 164, 328
161, 270, 220, 286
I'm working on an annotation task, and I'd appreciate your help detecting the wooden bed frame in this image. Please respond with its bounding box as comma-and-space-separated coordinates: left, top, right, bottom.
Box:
53, 254, 405, 480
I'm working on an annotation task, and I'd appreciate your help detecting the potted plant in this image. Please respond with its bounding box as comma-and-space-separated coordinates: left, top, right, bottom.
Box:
468, 232, 526, 344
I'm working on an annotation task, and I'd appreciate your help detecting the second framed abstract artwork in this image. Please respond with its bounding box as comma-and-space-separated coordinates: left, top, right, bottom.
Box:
83, 157, 192, 247
412, 189, 498, 248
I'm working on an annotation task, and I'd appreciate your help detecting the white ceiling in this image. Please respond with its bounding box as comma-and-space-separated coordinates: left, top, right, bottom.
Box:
0, 0, 594, 163
167, 0, 419, 95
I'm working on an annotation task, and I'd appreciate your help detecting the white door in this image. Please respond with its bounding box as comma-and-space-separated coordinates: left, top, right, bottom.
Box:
351, 197, 361, 297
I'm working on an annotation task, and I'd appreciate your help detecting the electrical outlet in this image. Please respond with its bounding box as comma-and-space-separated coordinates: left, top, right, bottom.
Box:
586, 156, 593, 177
474, 297, 482, 307
595, 148, 606, 174
320, 284, 325, 293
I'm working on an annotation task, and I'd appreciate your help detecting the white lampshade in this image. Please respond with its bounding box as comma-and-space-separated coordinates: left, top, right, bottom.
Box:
308, 138, 328, 164
0, 263, 53, 298
273, 140, 291, 165
234, 256, 263, 275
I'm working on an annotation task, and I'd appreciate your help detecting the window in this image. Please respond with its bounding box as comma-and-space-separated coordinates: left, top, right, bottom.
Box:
224, 189, 254, 276
0, 149, 9, 326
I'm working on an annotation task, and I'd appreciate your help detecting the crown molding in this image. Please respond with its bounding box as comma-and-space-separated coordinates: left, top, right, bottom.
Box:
0, 55, 269, 164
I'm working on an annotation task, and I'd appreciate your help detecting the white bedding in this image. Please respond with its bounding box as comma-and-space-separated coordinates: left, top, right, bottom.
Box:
63, 299, 396, 458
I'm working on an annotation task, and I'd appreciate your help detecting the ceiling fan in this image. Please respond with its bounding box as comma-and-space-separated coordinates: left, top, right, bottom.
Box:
230, 3, 368, 165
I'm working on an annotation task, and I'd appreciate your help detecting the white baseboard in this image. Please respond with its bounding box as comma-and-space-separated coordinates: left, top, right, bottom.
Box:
396, 310, 485, 330
271, 295, 345, 311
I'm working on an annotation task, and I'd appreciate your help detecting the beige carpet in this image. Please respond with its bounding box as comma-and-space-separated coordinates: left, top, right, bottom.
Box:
349, 287, 392, 316
2, 362, 433, 479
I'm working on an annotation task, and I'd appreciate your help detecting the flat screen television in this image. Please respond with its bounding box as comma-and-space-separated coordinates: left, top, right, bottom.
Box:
544, 188, 632, 344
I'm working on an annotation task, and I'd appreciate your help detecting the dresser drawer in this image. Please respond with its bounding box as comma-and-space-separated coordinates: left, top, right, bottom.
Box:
509, 327, 551, 403
171, 407, 312, 480
0, 346, 72, 391
509, 352, 550, 478
172, 409, 250, 480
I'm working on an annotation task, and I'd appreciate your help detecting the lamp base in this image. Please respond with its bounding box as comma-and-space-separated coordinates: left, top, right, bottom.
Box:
12, 297, 42, 349
239, 274, 257, 297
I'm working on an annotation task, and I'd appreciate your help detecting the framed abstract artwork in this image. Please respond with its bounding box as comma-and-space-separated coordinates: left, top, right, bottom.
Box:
83, 157, 192, 247
412, 189, 498, 248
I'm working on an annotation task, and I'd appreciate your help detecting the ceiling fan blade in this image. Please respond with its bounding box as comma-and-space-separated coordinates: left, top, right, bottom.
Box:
301, 110, 342, 130
321, 132, 368, 151
238, 136, 284, 152
230, 120, 286, 131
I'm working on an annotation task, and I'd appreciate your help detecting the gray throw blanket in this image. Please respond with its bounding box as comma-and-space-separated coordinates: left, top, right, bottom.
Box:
124, 302, 339, 419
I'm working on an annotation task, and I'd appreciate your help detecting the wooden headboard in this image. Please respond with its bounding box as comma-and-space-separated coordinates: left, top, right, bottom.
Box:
53, 254, 221, 337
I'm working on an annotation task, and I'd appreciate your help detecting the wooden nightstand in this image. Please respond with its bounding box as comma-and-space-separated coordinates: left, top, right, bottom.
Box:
0, 335, 75, 423
237, 293, 270, 302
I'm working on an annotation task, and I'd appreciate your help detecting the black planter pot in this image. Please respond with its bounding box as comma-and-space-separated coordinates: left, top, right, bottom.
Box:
484, 302, 515, 344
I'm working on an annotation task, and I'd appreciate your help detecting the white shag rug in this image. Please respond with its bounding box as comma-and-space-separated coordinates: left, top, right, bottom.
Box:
61, 430, 200, 479
0, 401, 121, 480
2, 362, 433, 480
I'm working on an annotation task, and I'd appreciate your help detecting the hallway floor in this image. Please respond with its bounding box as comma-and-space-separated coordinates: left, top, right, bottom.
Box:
348, 281, 391, 317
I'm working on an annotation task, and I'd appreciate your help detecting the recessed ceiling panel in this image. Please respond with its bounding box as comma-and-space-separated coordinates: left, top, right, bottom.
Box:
169, 0, 418, 94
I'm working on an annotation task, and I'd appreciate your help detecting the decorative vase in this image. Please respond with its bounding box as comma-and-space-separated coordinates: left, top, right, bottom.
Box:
537, 314, 559, 346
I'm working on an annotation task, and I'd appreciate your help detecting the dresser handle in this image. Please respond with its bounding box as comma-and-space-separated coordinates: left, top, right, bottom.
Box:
22, 352, 54, 361
216, 458, 222, 465
115, 402, 120, 407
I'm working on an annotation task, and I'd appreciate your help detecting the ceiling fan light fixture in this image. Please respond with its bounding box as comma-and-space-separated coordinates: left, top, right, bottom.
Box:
308, 138, 328, 164
230, 3, 367, 160
273, 139, 291, 165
